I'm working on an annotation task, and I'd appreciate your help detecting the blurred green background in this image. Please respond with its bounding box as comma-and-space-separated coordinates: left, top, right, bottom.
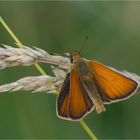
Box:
0, 1, 140, 139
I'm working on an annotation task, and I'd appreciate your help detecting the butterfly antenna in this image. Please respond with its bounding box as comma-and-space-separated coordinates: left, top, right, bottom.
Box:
79, 36, 88, 53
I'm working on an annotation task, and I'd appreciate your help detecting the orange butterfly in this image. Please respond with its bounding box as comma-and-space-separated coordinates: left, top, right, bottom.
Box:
57, 51, 138, 120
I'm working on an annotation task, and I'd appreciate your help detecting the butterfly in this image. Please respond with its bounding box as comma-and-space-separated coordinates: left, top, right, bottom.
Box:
56, 51, 139, 121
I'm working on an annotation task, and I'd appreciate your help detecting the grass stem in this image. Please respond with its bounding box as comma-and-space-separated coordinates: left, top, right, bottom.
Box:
80, 120, 97, 140
0, 16, 46, 75
0, 16, 98, 140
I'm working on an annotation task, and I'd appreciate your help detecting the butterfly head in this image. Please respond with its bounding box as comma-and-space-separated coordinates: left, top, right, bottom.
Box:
71, 51, 81, 63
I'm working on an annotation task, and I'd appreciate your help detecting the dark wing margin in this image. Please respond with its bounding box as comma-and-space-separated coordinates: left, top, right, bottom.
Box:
57, 73, 70, 118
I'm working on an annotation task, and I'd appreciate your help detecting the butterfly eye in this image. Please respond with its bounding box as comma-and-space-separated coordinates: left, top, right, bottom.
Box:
70, 55, 73, 63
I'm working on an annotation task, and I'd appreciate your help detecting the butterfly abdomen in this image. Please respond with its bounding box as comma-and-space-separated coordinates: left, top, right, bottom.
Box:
75, 60, 106, 113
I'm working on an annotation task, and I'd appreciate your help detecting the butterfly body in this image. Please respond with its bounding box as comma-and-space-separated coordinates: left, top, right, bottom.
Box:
57, 51, 138, 121
72, 52, 105, 113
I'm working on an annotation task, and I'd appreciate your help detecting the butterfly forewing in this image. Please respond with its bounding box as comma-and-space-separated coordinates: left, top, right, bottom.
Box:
69, 69, 94, 119
57, 69, 94, 120
89, 61, 138, 103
